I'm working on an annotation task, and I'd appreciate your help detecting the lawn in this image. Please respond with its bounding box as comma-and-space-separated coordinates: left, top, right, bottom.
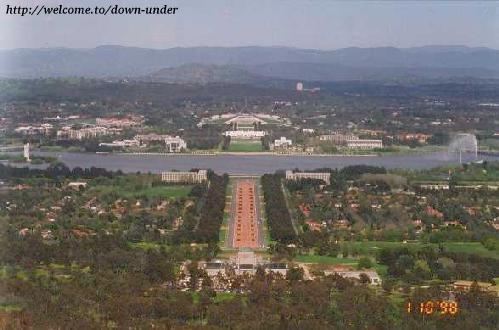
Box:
294, 255, 358, 265
219, 182, 234, 247
0, 303, 23, 312
342, 241, 423, 255
341, 241, 498, 259
0, 266, 7, 279
214, 292, 236, 303
294, 254, 390, 278
227, 139, 263, 152
0, 263, 89, 285
129, 242, 209, 251
219, 227, 227, 245
443, 242, 498, 258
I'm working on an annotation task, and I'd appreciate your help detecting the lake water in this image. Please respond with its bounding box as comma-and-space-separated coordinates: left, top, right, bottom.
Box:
28, 151, 498, 175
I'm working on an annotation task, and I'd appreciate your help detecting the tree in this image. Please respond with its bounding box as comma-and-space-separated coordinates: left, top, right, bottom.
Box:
357, 257, 373, 269
335, 286, 395, 328
359, 273, 371, 284
144, 250, 175, 284
287, 267, 304, 281
382, 278, 395, 293
261, 174, 296, 243
341, 245, 349, 258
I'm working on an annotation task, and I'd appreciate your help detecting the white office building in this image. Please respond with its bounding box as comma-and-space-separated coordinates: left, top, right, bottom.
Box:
99, 139, 140, 148
346, 139, 383, 149
161, 170, 208, 183
273, 137, 292, 149
285, 170, 331, 185
223, 130, 267, 139
164, 136, 187, 152
135, 134, 171, 144
56, 126, 121, 140
319, 133, 358, 144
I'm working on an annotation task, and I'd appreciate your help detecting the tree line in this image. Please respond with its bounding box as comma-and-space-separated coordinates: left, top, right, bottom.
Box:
0, 163, 121, 180
261, 174, 296, 243
194, 172, 228, 243
377, 246, 499, 284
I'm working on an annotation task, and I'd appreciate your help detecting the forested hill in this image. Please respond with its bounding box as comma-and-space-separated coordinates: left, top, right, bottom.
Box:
145, 64, 263, 84
1, 45, 499, 81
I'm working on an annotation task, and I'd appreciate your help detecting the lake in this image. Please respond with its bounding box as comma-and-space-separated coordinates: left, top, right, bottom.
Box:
27, 151, 498, 175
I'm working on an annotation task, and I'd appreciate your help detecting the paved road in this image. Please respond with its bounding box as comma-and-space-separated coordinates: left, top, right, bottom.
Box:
227, 178, 264, 249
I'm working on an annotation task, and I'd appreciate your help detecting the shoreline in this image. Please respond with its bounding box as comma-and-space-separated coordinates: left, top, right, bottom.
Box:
6, 150, 496, 175
112, 151, 380, 157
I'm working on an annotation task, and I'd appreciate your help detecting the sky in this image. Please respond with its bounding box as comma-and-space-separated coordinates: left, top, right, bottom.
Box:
0, 0, 498, 50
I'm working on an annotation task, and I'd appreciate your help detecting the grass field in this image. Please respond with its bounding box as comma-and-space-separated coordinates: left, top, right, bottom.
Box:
192, 292, 237, 304
90, 184, 193, 199
257, 180, 271, 247
214, 292, 236, 303
294, 254, 389, 277
294, 240, 497, 277
228, 139, 263, 152
442, 242, 498, 258
0, 303, 23, 312
341, 241, 498, 259
219, 180, 234, 248
219, 214, 229, 245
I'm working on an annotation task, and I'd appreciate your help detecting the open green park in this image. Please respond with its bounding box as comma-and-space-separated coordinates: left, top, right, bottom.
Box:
296, 241, 498, 263
227, 139, 263, 152
293, 240, 498, 280
339, 241, 499, 259
86, 174, 194, 199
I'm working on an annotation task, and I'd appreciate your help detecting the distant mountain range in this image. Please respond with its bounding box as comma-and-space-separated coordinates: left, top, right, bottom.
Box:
1, 45, 498, 82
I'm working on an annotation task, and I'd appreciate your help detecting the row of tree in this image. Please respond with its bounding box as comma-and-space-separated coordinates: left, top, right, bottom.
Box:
194, 173, 228, 243
0, 163, 121, 180
261, 174, 296, 243
377, 246, 499, 283
3, 258, 497, 329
